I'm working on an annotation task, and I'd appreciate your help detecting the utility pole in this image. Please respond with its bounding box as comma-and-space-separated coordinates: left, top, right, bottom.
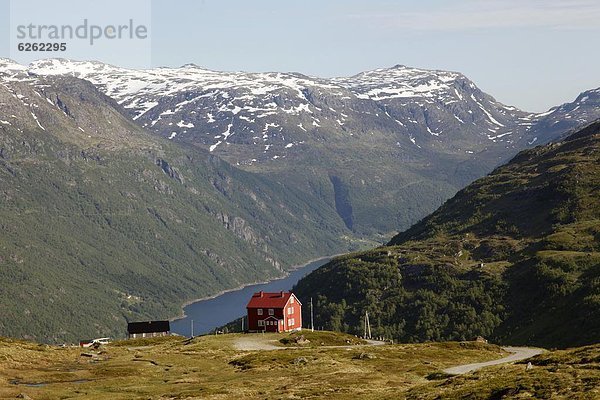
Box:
364, 311, 371, 339
310, 297, 314, 332
191, 319, 194, 338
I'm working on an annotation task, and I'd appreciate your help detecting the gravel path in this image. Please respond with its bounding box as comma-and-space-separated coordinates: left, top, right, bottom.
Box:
233, 336, 387, 351
365, 339, 387, 346
443, 346, 544, 375
233, 336, 281, 350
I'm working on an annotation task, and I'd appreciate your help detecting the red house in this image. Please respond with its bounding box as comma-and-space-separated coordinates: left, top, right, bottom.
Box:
246, 291, 302, 333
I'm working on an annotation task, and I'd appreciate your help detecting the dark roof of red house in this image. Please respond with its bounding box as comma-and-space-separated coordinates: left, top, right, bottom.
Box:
246, 291, 300, 308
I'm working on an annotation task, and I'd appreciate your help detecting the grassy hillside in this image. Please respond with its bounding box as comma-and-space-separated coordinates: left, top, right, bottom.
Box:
0, 333, 505, 399
410, 345, 600, 399
0, 75, 356, 343
294, 121, 600, 348
0, 334, 597, 399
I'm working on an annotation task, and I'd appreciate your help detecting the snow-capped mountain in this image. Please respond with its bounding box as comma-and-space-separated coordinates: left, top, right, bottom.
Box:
22, 59, 538, 164
519, 87, 600, 146
0, 58, 27, 75
333, 65, 538, 144
5, 58, 597, 160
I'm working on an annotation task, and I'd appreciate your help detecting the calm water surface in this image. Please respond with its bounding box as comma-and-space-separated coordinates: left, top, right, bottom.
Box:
170, 257, 331, 336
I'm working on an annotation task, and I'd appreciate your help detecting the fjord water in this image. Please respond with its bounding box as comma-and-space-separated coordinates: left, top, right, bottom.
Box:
170, 257, 331, 336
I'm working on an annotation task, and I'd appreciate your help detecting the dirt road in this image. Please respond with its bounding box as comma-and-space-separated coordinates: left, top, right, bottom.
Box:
443, 346, 544, 375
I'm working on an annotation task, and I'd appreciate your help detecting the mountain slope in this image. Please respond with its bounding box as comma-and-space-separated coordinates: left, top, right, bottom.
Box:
22, 59, 554, 238
0, 67, 353, 343
294, 120, 600, 348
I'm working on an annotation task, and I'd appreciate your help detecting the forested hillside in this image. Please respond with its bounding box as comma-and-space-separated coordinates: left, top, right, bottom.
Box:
294, 121, 600, 348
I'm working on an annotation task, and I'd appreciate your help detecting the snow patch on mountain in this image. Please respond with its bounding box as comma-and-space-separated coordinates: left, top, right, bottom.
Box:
12, 58, 583, 161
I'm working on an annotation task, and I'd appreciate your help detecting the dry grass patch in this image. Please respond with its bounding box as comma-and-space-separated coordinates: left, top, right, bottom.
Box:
0, 334, 516, 400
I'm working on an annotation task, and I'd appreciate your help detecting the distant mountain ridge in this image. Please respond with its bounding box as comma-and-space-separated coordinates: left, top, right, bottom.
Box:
23, 59, 535, 153
5, 58, 597, 158
518, 87, 600, 146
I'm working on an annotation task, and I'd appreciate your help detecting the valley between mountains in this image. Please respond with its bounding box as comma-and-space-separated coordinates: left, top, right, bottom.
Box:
0, 58, 599, 346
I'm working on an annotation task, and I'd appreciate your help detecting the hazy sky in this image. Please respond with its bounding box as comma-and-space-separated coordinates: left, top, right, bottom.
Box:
2, 0, 599, 112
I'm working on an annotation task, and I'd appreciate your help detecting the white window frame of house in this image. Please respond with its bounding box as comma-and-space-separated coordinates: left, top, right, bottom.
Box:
268, 308, 274, 316
290, 297, 294, 304
289, 318, 294, 326
258, 320, 264, 326
257, 309, 263, 315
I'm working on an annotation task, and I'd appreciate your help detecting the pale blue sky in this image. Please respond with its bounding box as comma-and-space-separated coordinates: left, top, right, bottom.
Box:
2, 0, 599, 112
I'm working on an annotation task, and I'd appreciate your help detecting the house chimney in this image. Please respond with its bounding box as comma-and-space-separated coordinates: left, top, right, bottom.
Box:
259, 291, 264, 298
280, 291, 284, 297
